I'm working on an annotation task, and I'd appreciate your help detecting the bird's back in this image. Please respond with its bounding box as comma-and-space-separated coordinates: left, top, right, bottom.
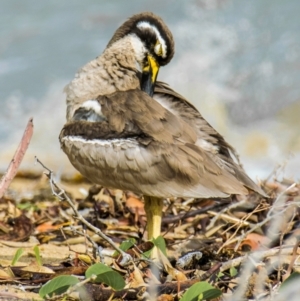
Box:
153, 81, 267, 197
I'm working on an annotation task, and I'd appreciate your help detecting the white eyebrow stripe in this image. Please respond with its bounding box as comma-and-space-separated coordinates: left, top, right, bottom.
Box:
81, 100, 102, 114
137, 21, 167, 58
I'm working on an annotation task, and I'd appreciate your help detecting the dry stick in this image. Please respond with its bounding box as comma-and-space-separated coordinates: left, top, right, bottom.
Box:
162, 204, 193, 238
229, 185, 297, 301
0, 118, 34, 198
285, 240, 300, 278
162, 203, 228, 240
230, 183, 298, 253
225, 210, 279, 253
162, 202, 227, 225
206, 199, 248, 230
277, 207, 297, 282
70, 226, 104, 262
208, 211, 251, 228
268, 183, 296, 217
220, 201, 269, 236
35, 157, 132, 266
59, 226, 102, 262
217, 202, 270, 253
220, 245, 300, 273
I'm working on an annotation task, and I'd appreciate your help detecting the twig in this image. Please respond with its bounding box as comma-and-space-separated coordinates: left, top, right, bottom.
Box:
68, 226, 105, 262
35, 157, 132, 266
231, 184, 297, 252
220, 245, 300, 272
206, 199, 251, 230
217, 201, 269, 253
225, 211, 279, 253
285, 239, 300, 278
0, 118, 34, 198
277, 207, 297, 281
162, 203, 227, 225
207, 211, 251, 227
162, 204, 193, 237
268, 183, 296, 217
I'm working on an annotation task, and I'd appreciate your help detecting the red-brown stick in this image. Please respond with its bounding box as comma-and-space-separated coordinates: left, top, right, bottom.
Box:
0, 118, 34, 198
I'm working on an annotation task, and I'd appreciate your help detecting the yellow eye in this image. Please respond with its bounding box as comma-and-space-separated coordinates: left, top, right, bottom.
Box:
154, 41, 163, 56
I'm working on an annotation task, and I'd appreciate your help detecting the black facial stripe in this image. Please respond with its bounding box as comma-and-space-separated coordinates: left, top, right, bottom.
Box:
133, 27, 168, 66
132, 20, 171, 66
130, 26, 164, 63
134, 16, 171, 58
106, 13, 174, 66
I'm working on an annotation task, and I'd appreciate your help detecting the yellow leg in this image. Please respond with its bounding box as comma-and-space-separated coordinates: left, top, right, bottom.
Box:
144, 196, 163, 260
144, 196, 163, 240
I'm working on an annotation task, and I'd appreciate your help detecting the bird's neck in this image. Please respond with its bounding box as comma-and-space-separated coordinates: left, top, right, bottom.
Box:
65, 37, 141, 121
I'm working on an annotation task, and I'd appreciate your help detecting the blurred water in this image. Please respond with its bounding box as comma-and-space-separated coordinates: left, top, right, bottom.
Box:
0, 0, 299, 180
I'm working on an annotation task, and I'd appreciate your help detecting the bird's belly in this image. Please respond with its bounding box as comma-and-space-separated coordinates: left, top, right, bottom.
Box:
60, 135, 235, 199
60, 135, 162, 194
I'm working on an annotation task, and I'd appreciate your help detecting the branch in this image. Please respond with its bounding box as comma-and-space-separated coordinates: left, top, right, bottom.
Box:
35, 157, 132, 266
0, 118, 34, 198
162, 203, 227, 225
220, 245, 300, 272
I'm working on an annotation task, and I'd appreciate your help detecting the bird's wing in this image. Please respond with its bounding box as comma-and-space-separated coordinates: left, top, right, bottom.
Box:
98, 89, 198, 144
60, 89, 252, 197
154, 81, 239, 160
154, 81, 268, 197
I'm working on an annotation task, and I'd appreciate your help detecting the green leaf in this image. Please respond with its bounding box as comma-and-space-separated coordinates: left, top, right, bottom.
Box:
11, 248, 24, 266
85, 263, 125, 291
17, 203, 38, 211
180, 282, 222, 301
230, 266, 238, 277
197, 293, 204, 301
217, 271, 224, 278
113, 238, 136, 256
152, 236, 167, 256
280, 272, 300, 292
33, 245, 42, 266
39, 275, 79, 298
142, 248, 152, 258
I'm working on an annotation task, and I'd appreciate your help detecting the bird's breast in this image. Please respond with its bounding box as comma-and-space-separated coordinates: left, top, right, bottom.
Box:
59, 133, 160, 193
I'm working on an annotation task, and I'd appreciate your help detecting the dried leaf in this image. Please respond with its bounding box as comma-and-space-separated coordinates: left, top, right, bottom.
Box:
126, 196, 145, 215
240, 233, 271, 251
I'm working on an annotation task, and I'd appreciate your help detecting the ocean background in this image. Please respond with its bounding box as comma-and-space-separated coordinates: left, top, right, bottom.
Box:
1, 0, 300, 181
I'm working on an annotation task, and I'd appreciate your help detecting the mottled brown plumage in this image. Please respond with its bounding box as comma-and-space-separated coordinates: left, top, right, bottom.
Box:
60, 12, 267, 246
60, 89, 266, 198
64, 12, 174, 122
153, 81, 267, 196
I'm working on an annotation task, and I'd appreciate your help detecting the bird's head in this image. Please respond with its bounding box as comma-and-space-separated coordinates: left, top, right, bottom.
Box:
106, 12, 174, 96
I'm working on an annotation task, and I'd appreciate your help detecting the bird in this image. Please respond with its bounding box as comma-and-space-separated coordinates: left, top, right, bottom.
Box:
59, 12, 267, 249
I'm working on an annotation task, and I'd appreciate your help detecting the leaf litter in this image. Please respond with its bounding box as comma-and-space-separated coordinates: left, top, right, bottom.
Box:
0, 120, 300, 300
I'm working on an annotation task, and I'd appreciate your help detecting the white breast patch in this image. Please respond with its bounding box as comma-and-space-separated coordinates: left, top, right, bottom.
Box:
63, 136, 139, 147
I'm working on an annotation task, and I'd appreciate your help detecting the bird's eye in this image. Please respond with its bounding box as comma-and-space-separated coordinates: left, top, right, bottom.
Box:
154, 41, 163, 56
